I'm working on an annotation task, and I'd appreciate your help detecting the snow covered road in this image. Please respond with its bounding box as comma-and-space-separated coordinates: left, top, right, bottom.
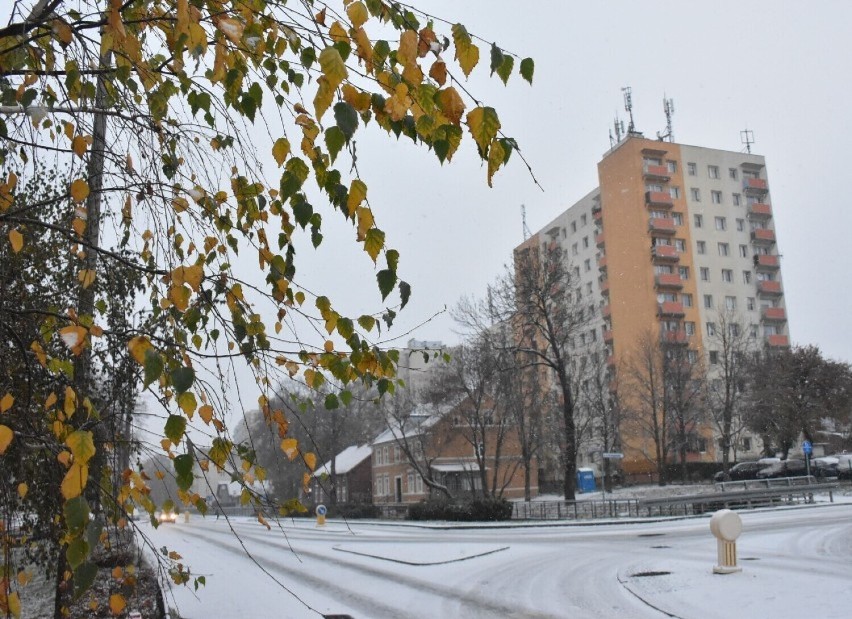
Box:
145, 504, 852, 619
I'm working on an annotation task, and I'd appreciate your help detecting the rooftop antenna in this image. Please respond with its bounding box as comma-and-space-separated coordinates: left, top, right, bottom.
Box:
611, 113, 624, 146
521, 204, 531, 240
740, 129, 755, 154
657, 95, 675, 142
622, 86, 635, 134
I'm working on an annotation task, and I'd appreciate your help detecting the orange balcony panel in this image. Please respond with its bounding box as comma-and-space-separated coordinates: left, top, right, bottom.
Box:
596, 233, 606, 247
767, 334, 790, 347
643, 164, 671, 180
655, 273, 683, 288
754, 254, 780, 270
657, 301, 685, 317
606, 355, 616, 367
744, 177, 768, 193
600, 279, 610, 295
751, 229, 776, 244
645, 191, 674, 208
757, 280, 783, 296
762, 307, 787, 322
661, 331, 688, 346
602, 305, 611, 319
598, 255, 608, 270
649, 217, 676, 234
603, 329, 614, 344
593, 209, 603, 223
748, 202, 772, 218
651, 245, 679, 262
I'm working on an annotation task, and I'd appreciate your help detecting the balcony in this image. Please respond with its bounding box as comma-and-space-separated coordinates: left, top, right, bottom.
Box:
762, 307, 787, 322
593, 209, 603, 223
753, 254, 780, 270
600, 279, 610, 295
657, 301, 685, 317
648, 216, 676, 235
751, 228, 776, 245
651, 244, 679, 262
757, 280, 783, 296
748, 202, 772, 218
643, 164, 671, 181
766, 334, 790, 348
596, 232, 606, 248
602, 304, 611, 319
598, 255, 608, 271
655, 273, 683, 289
660, 330, 688, 346
645, 191, 674, 208
743, 177, 768, 194
603, 329, 614, 344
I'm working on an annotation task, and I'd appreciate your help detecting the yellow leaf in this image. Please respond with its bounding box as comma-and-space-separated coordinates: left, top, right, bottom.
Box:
128, 336, 152, 365
303, 452, 317, 471
347, 179, 367, 217
168, 284, 191, 312
178, 391, 197, 417
272, 138, 290, 167
437, 87, 465, 125
60, 462, 88, 499
346, 1, 368, 28
52, 18, 73, 45
17, 569, 32, 586
452, 23, 479, 77
198, 405, 214, 425
31, 341, 47, 367
172, 264, 203, 292
351, 27, 373, 68
313, 75, 334, 121
64, 386, 77, 418
280, 438, 299, 461
487, 137, 506, 187
8, 228, 24, 253
318, 46, 348, 91
57, 451, 71, 466
172, 197, 189, 213
160, 438, 171, 451
429, 59, 447, 86
77, 269, 96, 288
466, 106, 501, 156
59, 325, 87, 355
109, 593, 126, 616
5, 591, 20, 619
72, 217, 86, 236
66, 430, 96, 464
111, 566, 123, 580
71, 135, 88, 158
328, 21, 349, 45
0, 425, 13, 454
17, 483, 27, 498
355, 206, 374, 241
217, 18, 244, 44
0, 393, 13, 413
397, 29, 417, 68
45, 392, 57, 409
69, 178, 90, 203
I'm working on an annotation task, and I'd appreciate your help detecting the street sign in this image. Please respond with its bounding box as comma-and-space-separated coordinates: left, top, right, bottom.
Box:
802, 440, 812, 455
602, 452, 624, 459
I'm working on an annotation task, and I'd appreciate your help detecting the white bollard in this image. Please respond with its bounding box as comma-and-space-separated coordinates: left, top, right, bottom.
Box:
709, 509, 742, 574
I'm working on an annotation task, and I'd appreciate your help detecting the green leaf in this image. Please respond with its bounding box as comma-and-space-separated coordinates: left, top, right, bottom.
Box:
489, 44, 504, 76
377, 269, 396, 300
170, 367, 195, 394
174, 454, 194, 491
325, 126, 345, 162
143, 349, 163, 388
466, 107, 501, 157
340, 390, 353, 406
357, 314, 376, 332
210, 438, 232, 468
399, 280, 411, 309
324, 393, 339, 410
85, 520, 103, 551
164, 415, 187, 444
318, 46, 348, 90
364, 228, 384, 262
66, 537, 89, 569
292, 195, 313, 228
334, 102, 359, 141
73, 562, 98, 600
300, 46, 316, 69
496, 55, 514, 86
63, 496, 90, 535
520, 57, 534, 84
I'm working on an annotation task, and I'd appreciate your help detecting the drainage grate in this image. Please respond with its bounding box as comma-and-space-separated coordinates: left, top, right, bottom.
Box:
637, 533, 665, 538
630, 571, 671, 578
650, 545, 671, 549
740, 557, 759, 561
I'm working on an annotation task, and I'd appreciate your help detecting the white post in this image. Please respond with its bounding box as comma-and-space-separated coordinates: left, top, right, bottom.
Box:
709, 509, 743, 574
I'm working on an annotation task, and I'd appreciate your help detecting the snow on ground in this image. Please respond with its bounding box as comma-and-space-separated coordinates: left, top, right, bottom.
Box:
145, 500, 852, 619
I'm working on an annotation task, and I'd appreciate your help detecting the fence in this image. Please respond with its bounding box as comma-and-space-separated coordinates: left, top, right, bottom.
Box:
511, 499, 642, 520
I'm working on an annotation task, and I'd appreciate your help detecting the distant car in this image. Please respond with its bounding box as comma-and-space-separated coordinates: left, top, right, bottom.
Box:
713, 461, 765, 482
755, 459, 808, 479
157, 510, 178, 524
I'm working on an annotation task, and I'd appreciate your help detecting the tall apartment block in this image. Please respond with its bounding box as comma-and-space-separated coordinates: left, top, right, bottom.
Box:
522, 134, 789, 477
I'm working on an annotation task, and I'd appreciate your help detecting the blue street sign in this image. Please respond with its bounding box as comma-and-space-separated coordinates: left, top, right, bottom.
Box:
802, 440, 812, 455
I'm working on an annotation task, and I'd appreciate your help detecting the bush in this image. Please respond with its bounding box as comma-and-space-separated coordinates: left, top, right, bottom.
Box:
407, 498, 513, 522
329, 503, 380, 519
664, 462, 721, 482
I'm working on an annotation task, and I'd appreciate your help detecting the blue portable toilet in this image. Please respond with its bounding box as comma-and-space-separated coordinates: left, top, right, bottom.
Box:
576, 468, 596, 493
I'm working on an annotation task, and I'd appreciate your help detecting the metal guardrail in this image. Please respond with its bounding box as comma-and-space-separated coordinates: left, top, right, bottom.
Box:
511, 499, 642, 520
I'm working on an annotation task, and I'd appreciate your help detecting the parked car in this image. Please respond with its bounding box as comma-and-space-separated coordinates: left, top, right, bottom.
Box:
811, 457, 839, 479
755, 459, 808, 479
713, 461, 765, 482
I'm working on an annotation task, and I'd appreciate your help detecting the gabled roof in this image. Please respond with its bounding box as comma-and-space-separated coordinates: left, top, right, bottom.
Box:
313, 444, 372, 478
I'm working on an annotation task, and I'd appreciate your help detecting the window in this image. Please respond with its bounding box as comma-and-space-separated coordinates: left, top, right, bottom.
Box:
732, 193, 742, 206
394, 445, 401, 462
736, 218, 745, 232
584, 258, 591, 272
582, 236, 589, 249
729, 323, 740, 337
375, 449, 383, 465
674, 239, 686, 252
679, 266, 690, 279
715, 216, 727, 231
589, 330, 597, 342
750, 324, 759, 338
376, 476, 383, 495
383, 446, 389, 463
704, 294, 714, 309
687, 162, 697, 176
742, 437, 752, 451
673, 213, 683, 225
708, 165, 720, 179
694, 214, 703, 228
725, 296, 737, 310
696, 240, 706, 254
571, 243, 578, 255
722, 269, 733, 282
682, 293, 693, 307
646, 183, 663, 193
669, 186, 681, 199
747, 297, 755, 311
572, 266, 580, 278
706, 322, 716, 336
700, 267, 710, 281
571, 221, 577, 233
585, 281, 593, 295
685, 321, 695, 336
690, 187, 701, 201
718, 242, 729, 256
581, 214, 587, 227
407, 471, 415, 494
711, 190, 722, 204
743, 270, 752, 284
729, 168, 738, 180
709, 351, 719, 364
667, 160, 678, 173
739, 244, 749, 258
688, 350, 698, 363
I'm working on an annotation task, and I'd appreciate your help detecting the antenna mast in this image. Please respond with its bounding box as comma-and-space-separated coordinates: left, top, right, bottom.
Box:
521, 204, 531, 240
622, 86, 635, 134
740, 129, 755, 154
611, 113, 624, 146
657, 95, 675, 142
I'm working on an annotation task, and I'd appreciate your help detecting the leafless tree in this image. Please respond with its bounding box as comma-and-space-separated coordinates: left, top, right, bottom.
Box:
577, 345, 622, 490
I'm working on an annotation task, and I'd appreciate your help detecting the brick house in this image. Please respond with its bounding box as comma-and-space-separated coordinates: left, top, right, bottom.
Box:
311, 444, 372, 505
